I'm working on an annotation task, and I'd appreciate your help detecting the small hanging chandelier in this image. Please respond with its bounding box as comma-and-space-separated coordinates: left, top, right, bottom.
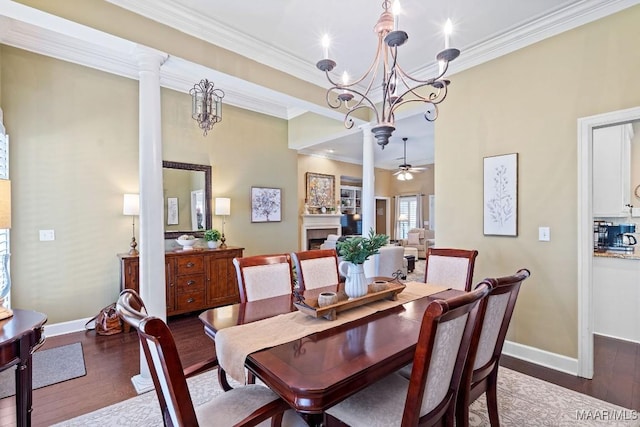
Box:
316, 1, 460, 149
190, 79, 225, 136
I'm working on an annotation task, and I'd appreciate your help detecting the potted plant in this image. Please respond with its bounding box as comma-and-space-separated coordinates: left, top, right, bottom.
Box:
337, 229, 389, 298
204, 229, 221, 249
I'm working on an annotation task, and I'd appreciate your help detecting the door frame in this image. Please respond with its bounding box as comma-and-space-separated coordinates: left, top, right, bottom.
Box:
577, 106, 640, 378
375, 196, 391, 237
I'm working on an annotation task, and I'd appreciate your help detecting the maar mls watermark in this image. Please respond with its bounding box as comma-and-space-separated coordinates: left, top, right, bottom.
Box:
576, 409, 639, 422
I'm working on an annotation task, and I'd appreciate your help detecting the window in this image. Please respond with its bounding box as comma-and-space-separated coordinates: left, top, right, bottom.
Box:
397, 195, 418, 239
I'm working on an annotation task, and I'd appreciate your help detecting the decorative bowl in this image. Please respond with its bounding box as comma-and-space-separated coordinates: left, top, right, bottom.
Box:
176, 238, 197, 249
369, 280, 388, 293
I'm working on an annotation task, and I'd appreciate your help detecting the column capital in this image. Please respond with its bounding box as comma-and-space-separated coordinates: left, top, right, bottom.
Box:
133, 45, 168, 71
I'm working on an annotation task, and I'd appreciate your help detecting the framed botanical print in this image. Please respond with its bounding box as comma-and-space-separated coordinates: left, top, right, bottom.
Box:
305, 172, 335, 209
251, 187, 282, 222
483, 153, 518, 236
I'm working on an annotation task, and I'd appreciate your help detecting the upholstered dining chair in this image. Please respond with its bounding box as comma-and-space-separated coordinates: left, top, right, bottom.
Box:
116, 289, 306, 427
291, 249, 340, 292
233, 254, 295, 303
424, 248, 479, 291
326, 282, 491, 427
456, 269, 531, 427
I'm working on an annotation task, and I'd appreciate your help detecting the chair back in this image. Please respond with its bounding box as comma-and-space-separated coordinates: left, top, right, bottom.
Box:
402, 282, 491, 426
424, 248, 479, 291
116, 289, 198, 427
233, 253, 295, 302
291, 249, 340, 292
458, 269, 531, 420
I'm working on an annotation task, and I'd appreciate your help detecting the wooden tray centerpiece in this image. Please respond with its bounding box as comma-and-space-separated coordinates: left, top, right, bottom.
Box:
294, 281, 406, 321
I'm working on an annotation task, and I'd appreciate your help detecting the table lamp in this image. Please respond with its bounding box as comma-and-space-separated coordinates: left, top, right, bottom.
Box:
0, 179, 12, 320
215, 197, 230, 249
123, 193, 140, 255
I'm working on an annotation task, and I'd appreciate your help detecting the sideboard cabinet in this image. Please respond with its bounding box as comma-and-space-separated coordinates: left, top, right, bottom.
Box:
118, 246, 244, 316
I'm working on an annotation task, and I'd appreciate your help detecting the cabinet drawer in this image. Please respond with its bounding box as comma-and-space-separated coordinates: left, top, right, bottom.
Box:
176, 274, 205, 293
176, 291, 206, 311
176, 255, 204, 275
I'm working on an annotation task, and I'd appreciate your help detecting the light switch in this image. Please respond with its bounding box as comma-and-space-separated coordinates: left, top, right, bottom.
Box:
538, 227, 550, 242
39, 230, 55, 241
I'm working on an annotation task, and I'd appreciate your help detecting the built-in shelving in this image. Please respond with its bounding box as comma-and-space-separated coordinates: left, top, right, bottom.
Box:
340, 185, 361, 214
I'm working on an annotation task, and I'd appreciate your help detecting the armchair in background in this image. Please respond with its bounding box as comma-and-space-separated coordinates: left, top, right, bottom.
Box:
319, 234, 340, 250
401, 228, 434, 259
370, 246, 408, 279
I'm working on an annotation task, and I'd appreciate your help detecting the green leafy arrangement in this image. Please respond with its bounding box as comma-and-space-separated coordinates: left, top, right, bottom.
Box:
204, 229, 221, 242
336, 229, 389, 264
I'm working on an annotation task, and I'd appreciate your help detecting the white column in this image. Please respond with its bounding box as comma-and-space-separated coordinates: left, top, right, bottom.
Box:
132, 47, 168, 394
360, 124, 376, 278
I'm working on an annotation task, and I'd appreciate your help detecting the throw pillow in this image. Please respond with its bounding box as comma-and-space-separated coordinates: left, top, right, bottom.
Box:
407, 232, 421, 245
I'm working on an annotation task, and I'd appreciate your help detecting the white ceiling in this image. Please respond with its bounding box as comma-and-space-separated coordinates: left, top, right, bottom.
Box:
104, 0, 631, 170
1, 0, 636, 170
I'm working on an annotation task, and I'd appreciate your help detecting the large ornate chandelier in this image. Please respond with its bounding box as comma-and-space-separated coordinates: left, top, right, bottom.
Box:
316, 1, 460, 149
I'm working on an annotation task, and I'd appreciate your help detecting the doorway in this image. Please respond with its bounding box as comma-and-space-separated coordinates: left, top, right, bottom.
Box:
375, 197, 391, 237
577, 106, 640, 378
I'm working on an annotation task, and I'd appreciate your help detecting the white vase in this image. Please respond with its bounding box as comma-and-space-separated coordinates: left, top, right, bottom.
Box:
207, 241, 218, 249
338, 261, 368, 299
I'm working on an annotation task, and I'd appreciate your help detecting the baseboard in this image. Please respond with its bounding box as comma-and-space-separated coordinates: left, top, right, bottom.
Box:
44, 317, 93, 337
594, 332, 640, 345
502, 340, 579, 376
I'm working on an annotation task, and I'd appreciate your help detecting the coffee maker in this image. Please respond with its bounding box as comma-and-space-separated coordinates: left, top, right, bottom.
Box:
604, 223, 637, 252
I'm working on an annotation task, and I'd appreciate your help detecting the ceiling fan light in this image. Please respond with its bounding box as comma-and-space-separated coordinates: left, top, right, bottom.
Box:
397, 173, 406, 181
405, 172, 413, 180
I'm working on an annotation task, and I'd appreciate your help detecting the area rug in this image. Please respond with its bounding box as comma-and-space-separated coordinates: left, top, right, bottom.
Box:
406, 259, 425, 282
0, 342, 86, 399
52, 367, 639, 426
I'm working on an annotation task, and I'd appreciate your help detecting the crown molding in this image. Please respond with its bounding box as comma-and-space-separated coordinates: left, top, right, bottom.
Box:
106, 0, 639, 111
0, 1, 350, 124
105, 0, 327, 88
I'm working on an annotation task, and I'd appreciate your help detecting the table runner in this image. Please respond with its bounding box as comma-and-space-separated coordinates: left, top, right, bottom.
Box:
215, 281, 450, 383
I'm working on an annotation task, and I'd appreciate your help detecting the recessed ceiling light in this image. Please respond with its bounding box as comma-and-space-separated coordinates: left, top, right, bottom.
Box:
327, 149, 335, 153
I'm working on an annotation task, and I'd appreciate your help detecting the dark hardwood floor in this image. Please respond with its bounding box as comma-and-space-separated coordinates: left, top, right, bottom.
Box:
0, 316, 636, 426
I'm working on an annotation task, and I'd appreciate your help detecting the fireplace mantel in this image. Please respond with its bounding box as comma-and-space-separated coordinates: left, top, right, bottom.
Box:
301, 214, 342, 250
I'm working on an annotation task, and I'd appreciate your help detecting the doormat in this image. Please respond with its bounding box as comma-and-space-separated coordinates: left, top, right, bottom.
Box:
0, 342, 86, 399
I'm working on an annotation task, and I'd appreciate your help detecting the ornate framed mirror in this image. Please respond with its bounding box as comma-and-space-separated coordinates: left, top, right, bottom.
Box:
163, 161, 212, 239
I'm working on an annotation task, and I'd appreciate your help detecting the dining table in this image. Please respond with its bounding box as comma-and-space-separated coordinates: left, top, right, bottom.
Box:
199, 281, 462, 426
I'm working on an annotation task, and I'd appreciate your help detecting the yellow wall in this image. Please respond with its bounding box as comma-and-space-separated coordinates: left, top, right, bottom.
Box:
436, 6, 640, 358
1, 46, 297, 323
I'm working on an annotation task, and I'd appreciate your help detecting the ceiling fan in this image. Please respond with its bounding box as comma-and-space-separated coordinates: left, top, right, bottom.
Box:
393, 138, 427, 181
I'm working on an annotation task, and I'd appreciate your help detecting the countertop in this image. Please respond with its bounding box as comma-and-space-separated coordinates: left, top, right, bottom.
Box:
593, 248, 640, 260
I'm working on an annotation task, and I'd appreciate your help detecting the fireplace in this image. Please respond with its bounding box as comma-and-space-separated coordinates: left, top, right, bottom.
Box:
308, 238, 325, 250
301, 214, 342, 250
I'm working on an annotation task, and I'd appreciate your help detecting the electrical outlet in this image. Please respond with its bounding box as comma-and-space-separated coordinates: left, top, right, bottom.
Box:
538, 227, 550, 242
39, 230, 55, 241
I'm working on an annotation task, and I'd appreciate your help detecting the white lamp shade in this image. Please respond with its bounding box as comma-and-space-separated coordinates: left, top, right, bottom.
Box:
123, 193, 140, 216
397, 213, 408, 222
215, 197, 231, 216
0, 179, 10, 229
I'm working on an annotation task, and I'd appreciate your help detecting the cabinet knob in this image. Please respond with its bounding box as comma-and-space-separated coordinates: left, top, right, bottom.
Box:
187, 298, 194, 303
186, 262, 195, 268
187, 280, 195, 286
